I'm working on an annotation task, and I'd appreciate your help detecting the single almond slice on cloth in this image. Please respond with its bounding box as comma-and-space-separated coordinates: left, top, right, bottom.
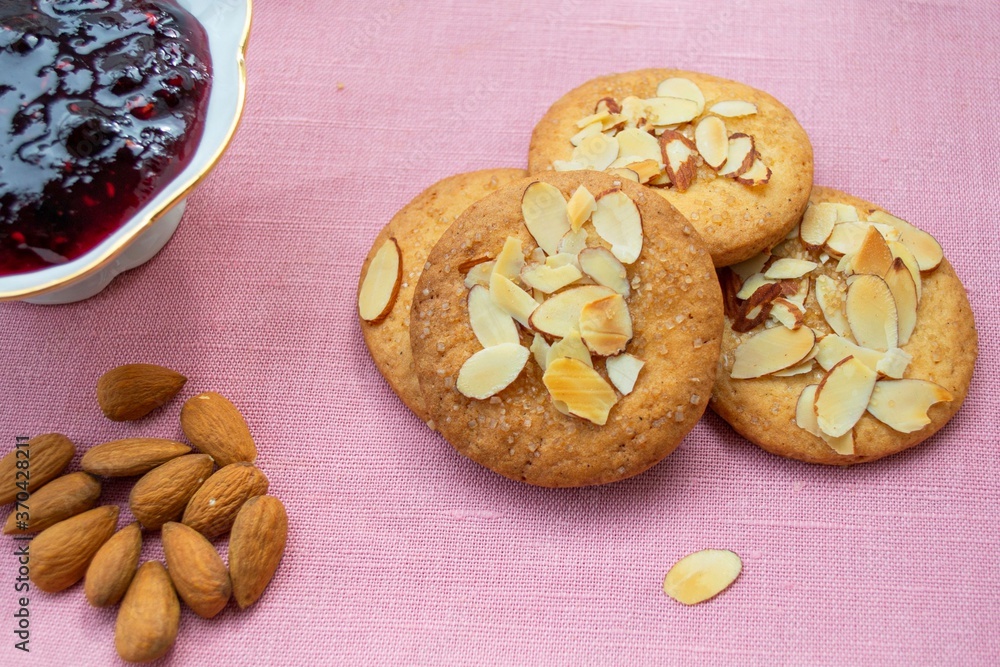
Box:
867, 211, 943, 271
875, 347, 912, 379
718, 133, 755, 177
815, 334, 885, 372
800, 203, 838, 249
566, 185, 597, 232
358, 238, 402, 323
578, 247, 630, 296
489, 272, 538, 328
606, 167, 640, 182
734, 155, 771, 186
883, 258, 918, 345
493, 236, 525, 280
814, 356, 878, 437
709, 100, 758, 117
456, 343, 530, 400
468, 285, 520, 348
814, 275, 851, 338
570, 121, 603, 147
730, 252, 769, 283
591, 190, 643, 264
735, 272, 775, 300
606, 353, 644, 395
547, 329, 593, 369
521, 182, 570, 256
769, 298, 805, 330
520, 262, 583, 294
659, 130, 699, 192
887, 240, 922, 301
764, 258, 817, 280
694, 116, 728, 169
866, 379, 953, 433
616, 128, 664, 165
662, 549, 742, 606
529, 285, 616, 339
530, 334, 551, 371
846, 274, 898, 351
730, 326, 816, 379
542, 357, 618, 425
572, 133, 620, 171
579, 294, 633, 356
656, 77, 706, 114
850, 227, 894, 276
645, 96, 700, 126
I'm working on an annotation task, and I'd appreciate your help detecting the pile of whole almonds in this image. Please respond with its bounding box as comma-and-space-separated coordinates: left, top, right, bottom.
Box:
0, 363, 288, 663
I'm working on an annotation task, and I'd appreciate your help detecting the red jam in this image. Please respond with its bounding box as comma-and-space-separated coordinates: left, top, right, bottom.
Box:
0, 0, 211, 276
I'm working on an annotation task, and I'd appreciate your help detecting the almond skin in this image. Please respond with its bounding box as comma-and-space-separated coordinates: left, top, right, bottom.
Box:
3, 471, 100, 534
84, 522, 142, 607
81, 438, 192, 477
0, 433, 75, 505
115, 561, 180, 663
180, 392, 257, 466
162, 522, 231, 618
97, 363, 187, 421
28, 505, 119, 592
229, 495, 288, 608
129, 454, 214, 530
182, 462, 269, 539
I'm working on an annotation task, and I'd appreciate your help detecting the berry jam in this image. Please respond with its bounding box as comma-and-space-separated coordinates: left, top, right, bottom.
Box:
0, 0, 211, 276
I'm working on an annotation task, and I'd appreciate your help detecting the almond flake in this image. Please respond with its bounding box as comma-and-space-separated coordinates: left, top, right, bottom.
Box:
575, 111, 610, 129
832, 204, 860, 222
528, 285, 616, 339
520, 262, 582, 295
814, 356, 878, 437
658, 130, 698, 192
605, 168, 640, 182
850, 226, 894, 276
656, 78, 706, 115
875, 347, 912, 379
571, 133, 619, 171
772, 358, 814, 376
735, 272, 775, 300
521, 182, 571, 256
824, 222, 869, 257
717, 133, 755, 177
763, 258, 817, 280
645, 96, 700, 126
591, 190, 643, 264
579, 294, 633, 356
786, 277, 810, 308
867, 211, 943, 271
800, 203, 837, 249
887, 240, 922, 301
456, 343, 529, 400
553, 160, 585, 172
542, 357, 618, 425
730, 326, 816, 379
694, 116, 728, 169
615, 128, 664, 165
547, 329, 594, 369
846, 274, 898, 352
734, 155, 771, 186
769, 298, 804, 330
556, 227, 588, 257
489, 272, 538, 328
606, 353, 644, 395
795, 384, 823, 437
815, 334, 884, 372
730, 253, 769, 282
546, 250, 583, 271
866, 379, 953, 433
530, 334, 551, 371
468, 285, 520, 348
822, 429, 855, 456
626, 159, 661, 184
814, 275, 851, 338
493, 236, 525, 280
578, 247, 630, 296
882, 258, 918, 345
709, 100, 758, 117
662, 549, 742, 606
358, 238, 402, 323
570, 121, 603, 147
464, 260, 495, 289
566, 185, 597, 232
595, 97, 621, 115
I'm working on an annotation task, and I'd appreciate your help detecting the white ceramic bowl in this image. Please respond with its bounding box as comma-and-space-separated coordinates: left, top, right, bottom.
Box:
0, 0, 252, 304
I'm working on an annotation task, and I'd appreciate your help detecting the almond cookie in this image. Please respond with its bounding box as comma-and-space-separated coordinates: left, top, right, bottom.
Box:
409, 171, 723, 487
528, 69, 813, 268
358, 169, 528, 422
711, 187, 976, 465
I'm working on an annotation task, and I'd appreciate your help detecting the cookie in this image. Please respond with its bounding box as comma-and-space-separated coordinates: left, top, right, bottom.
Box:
711, 186, 976, 465
409, 170, 724, 487
358, 169, 529, 422
528, 69, 814, 267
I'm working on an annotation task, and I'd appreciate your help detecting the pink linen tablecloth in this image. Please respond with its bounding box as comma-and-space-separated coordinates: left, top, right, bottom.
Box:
2, 0, 999, 664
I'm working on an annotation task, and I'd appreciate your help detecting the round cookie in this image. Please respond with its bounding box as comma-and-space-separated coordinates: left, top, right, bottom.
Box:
528, 69, 814, 268
711, 186, 977, 465
410, 170, 724, 487
358, 169, 529, 422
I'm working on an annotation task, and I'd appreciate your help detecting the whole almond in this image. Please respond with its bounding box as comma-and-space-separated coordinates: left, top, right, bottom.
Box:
3, 471, 100, 534
229, 495, 288, 608
82, 438, 192, 477
0, 433, 75, 505
129, 454, 214, 530
182, 462, 269, 538
84, 522, 142, 607
162, 522, 231, 618
180, 392, 257, 466
28, 505, 119, 592
115, 561, 180, 663
97, 363, 187, 421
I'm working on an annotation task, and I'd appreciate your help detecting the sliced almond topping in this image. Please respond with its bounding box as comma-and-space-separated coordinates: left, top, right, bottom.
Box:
694, 116, 728, 169
358, 238, 402, 324
626, 159, 661, 184
866, 379, 953, 433
556, 227, 588, 257
709, 100, 758, 117
717, 133, 755, 177
530, 334, 551, 371
850, 226, 894, 276
456, 343, 529, 400
591, 190, 643, 264
734, 155, 771, 186
575, 111, 610, 129
646, 171, 672, 187
883, 258, 918, 345
457, 255, 492, 274
875, 347, 912, 379
578, 247, 630, 296
616, 128, 664, 165
663, 549, 742, 606
832, 204, 860, 222
867, 211, 943, 271
618, 96, 647, 126
814, 275, 851, 338
570, 121, 603, 147
815, 334, 884, 372
763, 258, 817, 280
464, 260, 495, 289
821, 429, 855, 456
489, 272, 538, 328
521, 182, 571, 256
659, 130, 698, 192
786, 277, 810, 308
730, 252, 769, 282
542, 357, 618, 425
799, 203, 838, 249
824, 222, 870, 257
731, 280, 799, 332
846, 274, 898, 352
595, 97, 621, 115
565, 185, 597, 232
553, 159, 586, 172
814, 356, 877, 437
520, 263, 582, 294
772, 358, 814, 376
769, 298, 804, 330
579, 294, 633, 356
529, 285, 616, 339
645, 96, 700, 126
467, 285, 520, 348
655, 77, 706, 115
546, 250, 582, 271
606, 353, 644, 395
730, 326, 816, 379
571, 133, 620, 171
547, 329, 593, 369
887, 240, 922, 302
795, 384, 823, 436
493, 236, 525, 280
606, 168, 640, 182
735, 272, 775, 300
